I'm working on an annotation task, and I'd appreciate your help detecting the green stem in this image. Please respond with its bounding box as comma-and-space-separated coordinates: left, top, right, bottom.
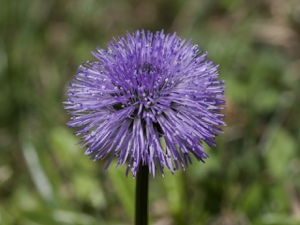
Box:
135, 165, 149, 225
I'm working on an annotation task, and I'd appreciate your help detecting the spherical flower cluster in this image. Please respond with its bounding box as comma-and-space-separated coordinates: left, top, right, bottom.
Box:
64, 30, 226, 177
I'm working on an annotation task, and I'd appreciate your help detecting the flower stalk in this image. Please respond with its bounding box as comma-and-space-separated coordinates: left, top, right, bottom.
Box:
135, 165, 149, 225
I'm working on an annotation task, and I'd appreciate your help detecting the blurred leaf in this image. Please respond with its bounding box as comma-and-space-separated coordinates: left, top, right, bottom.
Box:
189, 146, 221, 180
220, 0, 242, 10
107, 164, 135, 222
50, 126, 94, 171
162, 172, 186, 224
72, 172, 106, 209
258, 213, 300, 225
238, 182, 263, 216
21, 141, 55, 205
251, 88, 279, 113
268, 185, 290, 213
226, 78, 248, 103
265, 128, 296, 181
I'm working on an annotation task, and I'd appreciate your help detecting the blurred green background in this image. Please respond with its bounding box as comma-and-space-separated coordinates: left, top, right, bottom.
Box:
1, 0, 300, 224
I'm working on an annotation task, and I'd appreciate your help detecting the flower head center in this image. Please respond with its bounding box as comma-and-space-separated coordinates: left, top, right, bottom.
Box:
111, 62, 172, 124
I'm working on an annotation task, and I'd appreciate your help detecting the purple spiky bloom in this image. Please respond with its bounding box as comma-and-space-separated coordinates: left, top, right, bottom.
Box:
64, 30, 226, 177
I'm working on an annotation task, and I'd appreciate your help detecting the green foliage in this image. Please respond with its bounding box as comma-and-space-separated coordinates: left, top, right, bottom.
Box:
1, 0, 300, 224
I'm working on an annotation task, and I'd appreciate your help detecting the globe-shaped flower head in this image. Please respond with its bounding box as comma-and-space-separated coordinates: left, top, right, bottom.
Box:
65, 30, 226, 177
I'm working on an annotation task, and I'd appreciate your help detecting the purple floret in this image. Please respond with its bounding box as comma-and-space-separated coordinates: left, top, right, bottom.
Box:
64, 30, 226, 177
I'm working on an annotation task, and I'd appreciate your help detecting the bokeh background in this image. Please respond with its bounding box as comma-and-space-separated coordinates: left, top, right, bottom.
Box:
1, 0, 300, 224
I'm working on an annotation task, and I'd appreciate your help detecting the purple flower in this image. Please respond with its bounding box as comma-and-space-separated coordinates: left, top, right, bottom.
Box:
64, 30, 226, 177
